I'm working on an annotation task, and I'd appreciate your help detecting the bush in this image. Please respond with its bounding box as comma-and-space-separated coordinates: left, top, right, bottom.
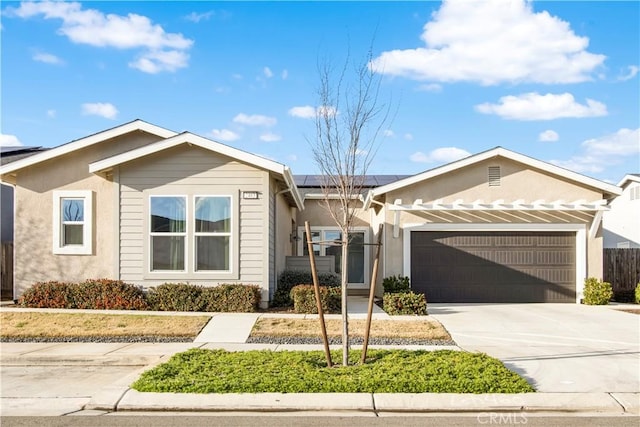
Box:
382, 275, 411, 293
19, 279, 147, 310
146, 283, 205, 312
383, 292, 427, 315
290, 285, 341, 314
582, 277, 613, 305
272, 269, 341, 307
19, 281, 72, 308
198, 284, 261, 312
636, 283, 640, 304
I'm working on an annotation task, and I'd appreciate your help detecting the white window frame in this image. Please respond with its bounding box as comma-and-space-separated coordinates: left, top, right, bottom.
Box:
149, 195, 188, 273
193, 195, 232, 273
52, 190, 93, 255
297, 226, 370, 289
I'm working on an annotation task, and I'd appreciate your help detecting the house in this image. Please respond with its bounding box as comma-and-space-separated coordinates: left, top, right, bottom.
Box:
1, 146, 47, 300
603, 174, 640, 248
0, 120, 621, 304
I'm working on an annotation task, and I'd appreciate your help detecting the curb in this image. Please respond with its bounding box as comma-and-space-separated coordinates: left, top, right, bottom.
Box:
87, 390, 640, 415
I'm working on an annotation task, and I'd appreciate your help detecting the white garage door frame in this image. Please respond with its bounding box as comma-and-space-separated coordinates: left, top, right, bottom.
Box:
402, 223, 587, 304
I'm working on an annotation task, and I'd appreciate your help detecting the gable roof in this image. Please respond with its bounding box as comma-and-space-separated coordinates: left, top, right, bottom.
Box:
617, 173, 640, 188
0, 119, 177, 177
363, 146, 621, 209
89, 131, 304, 210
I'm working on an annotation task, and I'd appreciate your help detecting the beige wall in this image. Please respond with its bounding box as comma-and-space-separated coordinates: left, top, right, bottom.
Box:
296, 198, 370, 234
273, 183, 295, 296
12, 131, 161, 296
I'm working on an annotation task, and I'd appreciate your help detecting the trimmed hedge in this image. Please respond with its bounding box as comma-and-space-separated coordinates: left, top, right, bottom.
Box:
382, 275, 410, 293
383, 292, 427, 315
19, 279, 148, 310
290, 284, 341, 314
20, 280, 260, 312
272, 269, 341, 307
582, 277, 613, 305
635, 283, 640, 304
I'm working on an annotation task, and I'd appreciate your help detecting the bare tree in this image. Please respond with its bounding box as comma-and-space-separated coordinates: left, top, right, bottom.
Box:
311, 46, 390, 366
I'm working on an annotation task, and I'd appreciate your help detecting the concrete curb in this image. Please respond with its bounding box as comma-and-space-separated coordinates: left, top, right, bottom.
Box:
86, 390, 640, 414
0, 354, 160, 366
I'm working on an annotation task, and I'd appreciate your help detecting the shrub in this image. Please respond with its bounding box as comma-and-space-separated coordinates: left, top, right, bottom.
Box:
70, 279, 147, 310
290, 285, 341, 314
383, 292, 427, 315
635, 283, 640, 304
146, 283, 205, 312
19, 279, 147, 310
582, 277, 613, 305
272, 269, 340, 307
19, 281, 72, 308
198, 284, 261, 312
382, 275, 411, 293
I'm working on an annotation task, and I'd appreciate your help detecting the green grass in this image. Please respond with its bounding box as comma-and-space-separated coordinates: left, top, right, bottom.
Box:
131, 349, 535, 394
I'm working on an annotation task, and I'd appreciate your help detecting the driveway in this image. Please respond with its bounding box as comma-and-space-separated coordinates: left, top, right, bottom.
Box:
429, 304, 640, 393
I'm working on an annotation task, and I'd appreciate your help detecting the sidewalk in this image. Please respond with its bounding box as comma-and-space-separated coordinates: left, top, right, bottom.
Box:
1, 300, 639, 417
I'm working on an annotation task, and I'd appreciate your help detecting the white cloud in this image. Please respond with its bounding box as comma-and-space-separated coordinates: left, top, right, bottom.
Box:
259, 132, 281, 142
475, 92, 607, 121
538, 130, 559, 142
33, 52, 63, 65
404, 133, 414, 141
10, 1, 193, 73
383, 129, 395, 137
263, 67, 273, 78
210, 128, 240, 142
287, 154, 298, 162
550, 128, 640, 173
618, 65, 639, 81
184, 11, 214, 23
410, 147, 471, 163
288, 105, 337, 119
281, 69, 288, 80
0, 134, 22, 147
416, 83, 442, 92
233, 113, 276, 127
370, 0, 605, 85
46, 109, 56, 118
81, 102, 118, 119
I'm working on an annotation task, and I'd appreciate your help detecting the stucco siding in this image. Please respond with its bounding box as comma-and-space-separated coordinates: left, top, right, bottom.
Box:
603, 181, 640, 248
296, 199, 370, 229
118, 144, 270, 299
11, 131, 160, 296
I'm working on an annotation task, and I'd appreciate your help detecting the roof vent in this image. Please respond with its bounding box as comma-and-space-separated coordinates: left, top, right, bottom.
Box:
488, 166, 501, 186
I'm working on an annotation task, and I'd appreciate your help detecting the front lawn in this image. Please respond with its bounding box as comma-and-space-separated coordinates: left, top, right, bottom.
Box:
131, 348, 535, 394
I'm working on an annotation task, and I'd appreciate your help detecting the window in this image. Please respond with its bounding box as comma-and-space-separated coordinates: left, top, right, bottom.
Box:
195, 196, 231, 271
630, 185, 640, 201
52, 190, 93, 255
149, 195, 232, 274
150, 196, 186, 271
299, 228, 368, 287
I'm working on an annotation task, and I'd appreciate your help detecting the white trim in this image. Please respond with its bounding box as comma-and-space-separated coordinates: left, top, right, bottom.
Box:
148, 195, 188, 273
90, 132, 304, 211
370, 147, 622, 198
52, 190, 93, 255
402, 223, 587, 304
1, 120, 176, 176
297, 226, 370, 289
617, 174, 640, 188
389, 199, 610, 212
193, 195, 233, 274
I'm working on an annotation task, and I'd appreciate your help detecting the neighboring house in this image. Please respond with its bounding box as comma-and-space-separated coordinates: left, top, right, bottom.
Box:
603, 174, 640, 248
0, 120, 621, 304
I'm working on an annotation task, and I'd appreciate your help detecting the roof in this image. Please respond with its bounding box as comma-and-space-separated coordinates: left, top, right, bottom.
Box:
617, 173, 640, 188
0, 119, 177, 176
89, 131, 304, 210
0, 146, 48, 164
294, 174, 410, 188
363, 146, 622, 209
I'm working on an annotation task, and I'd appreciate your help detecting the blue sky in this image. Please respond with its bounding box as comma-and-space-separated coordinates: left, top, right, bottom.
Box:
1, 1, 638, 182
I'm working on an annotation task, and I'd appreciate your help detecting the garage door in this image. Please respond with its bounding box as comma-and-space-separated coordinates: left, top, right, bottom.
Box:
410, 231, 576, 303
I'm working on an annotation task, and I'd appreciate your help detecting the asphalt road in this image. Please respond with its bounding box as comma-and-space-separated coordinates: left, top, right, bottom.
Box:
2, 414, 639, 427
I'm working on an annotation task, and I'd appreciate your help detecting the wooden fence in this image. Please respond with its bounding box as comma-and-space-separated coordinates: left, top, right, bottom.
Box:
603, 248, 640, 300
1, 242, 13, 301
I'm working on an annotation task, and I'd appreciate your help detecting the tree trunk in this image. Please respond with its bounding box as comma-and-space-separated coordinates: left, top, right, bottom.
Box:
341, 230, 349, 366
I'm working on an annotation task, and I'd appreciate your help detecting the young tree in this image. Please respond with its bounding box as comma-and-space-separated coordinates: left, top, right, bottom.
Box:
311, 47, 390, 366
